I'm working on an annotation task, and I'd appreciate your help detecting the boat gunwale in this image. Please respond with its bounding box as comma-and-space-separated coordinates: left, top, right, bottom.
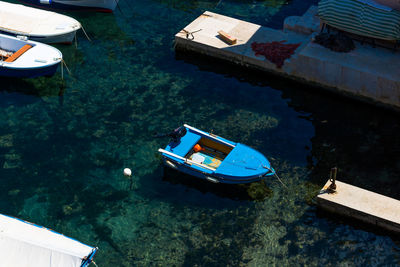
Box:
162, 156, 273, 182
159, 148, 216, 171
0, 33, 62, 69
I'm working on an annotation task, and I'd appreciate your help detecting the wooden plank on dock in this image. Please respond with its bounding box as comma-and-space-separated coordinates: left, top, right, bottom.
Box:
317, 180, 400, 233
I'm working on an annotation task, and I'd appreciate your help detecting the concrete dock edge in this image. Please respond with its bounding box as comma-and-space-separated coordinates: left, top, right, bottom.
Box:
317, 180, 400, 234
175, 8, 400, 110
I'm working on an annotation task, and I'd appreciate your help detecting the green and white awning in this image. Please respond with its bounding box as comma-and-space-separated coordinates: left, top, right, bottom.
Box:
318, 0, 400, 40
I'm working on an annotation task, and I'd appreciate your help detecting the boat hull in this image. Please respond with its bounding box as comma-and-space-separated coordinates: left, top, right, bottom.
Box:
0, 30, 76, 44
0, 63, 59, 78
0, 1, 81, 44
0, 33, 62, 78
0, 214, 97, 267
28, 31, 76, 44
162, 156, 274, 185
18, 0, 119, 12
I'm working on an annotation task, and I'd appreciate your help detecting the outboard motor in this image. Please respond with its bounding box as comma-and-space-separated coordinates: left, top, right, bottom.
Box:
168, 126, 186, 142
155, 126, 187, 142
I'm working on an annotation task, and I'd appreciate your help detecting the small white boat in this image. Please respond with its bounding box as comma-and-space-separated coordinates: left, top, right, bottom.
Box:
19, 0, 120, 12
0, 33, 62, 78
0, 214, 97, 267
0, 1, 81, 44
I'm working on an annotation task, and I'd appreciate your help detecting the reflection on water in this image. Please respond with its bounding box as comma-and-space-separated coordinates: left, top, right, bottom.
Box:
0, 0, 399, 265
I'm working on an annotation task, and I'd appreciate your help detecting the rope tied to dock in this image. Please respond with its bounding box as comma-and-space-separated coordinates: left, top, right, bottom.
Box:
327, 167, 337, 193
180, 29, 202, 40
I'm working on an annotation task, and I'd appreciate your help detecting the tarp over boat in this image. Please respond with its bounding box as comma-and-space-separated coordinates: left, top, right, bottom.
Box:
0, 214, 97, 267
0, 1, 80, 38
318, 0, 400, 40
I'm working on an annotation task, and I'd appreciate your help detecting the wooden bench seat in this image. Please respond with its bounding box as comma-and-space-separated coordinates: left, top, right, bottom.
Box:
5, 44, 32, 63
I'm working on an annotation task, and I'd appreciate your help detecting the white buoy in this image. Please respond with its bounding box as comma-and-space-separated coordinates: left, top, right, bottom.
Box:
123, 168, 132, 177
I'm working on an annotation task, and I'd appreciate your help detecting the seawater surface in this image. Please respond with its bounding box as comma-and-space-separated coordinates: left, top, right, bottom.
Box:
1, 0, 400, 266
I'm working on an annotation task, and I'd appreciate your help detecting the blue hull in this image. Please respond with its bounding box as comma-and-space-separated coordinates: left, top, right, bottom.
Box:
17, 0, 114, 12
159, 125, 275, 185
163, 158, 274, 184
0, 64, 59, 78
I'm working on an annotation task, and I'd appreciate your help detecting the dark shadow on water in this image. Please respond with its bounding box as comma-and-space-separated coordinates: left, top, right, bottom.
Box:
275, 205, 400, 265
175, 49, 400, 200
162, 166, 273, 201
175, 49, 355, 102
0, 77, 65, 109
0, 77, 62, 97
315, 208, 400, 242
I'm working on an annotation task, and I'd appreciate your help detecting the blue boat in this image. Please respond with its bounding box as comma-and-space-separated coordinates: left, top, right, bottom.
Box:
158, 124, 275, 184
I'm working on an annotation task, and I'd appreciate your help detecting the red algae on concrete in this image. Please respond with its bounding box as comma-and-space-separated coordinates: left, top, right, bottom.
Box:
251, 41, 301, 68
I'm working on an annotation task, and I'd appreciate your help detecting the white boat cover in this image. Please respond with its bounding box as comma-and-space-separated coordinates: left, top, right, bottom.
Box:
0, 214, 96, 267
0, 1, 80, 37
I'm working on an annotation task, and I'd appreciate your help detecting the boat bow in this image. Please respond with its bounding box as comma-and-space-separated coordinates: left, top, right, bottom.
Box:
215, 143, 274, 179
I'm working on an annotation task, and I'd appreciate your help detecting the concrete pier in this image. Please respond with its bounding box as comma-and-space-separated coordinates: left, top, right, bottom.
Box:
317, 180, 400, 233
175, 7, 400, 110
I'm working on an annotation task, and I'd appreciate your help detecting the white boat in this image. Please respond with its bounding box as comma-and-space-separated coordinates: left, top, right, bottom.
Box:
0, 214, 97, 267
0, 33, 62, 78
0, 1, 81, 44
19, 0, 120, 12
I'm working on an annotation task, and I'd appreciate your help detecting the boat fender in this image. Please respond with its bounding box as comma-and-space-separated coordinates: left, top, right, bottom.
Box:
165, 160, 177, 169
206, 176, 219, 183
40, 0, 51, 4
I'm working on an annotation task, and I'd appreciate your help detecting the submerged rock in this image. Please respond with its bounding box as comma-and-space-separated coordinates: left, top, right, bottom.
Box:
0, 134, 13, 147
246, 181, 273, 201
8, 189, 20, 196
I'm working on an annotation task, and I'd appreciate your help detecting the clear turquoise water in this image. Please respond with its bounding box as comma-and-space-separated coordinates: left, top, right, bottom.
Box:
1, 0, 400, 265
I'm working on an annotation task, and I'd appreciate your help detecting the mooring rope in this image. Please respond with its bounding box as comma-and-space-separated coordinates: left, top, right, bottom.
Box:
74, 31, 78, 49
180, 29, 202, 40
115, 0, 127, 17
81, 24, 92, 42
60, 59, 72, 80
263, 165, 288, 188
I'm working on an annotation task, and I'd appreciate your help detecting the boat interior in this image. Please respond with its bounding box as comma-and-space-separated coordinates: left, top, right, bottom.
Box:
0, 37, 33, 62
185, 137, 233, 170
